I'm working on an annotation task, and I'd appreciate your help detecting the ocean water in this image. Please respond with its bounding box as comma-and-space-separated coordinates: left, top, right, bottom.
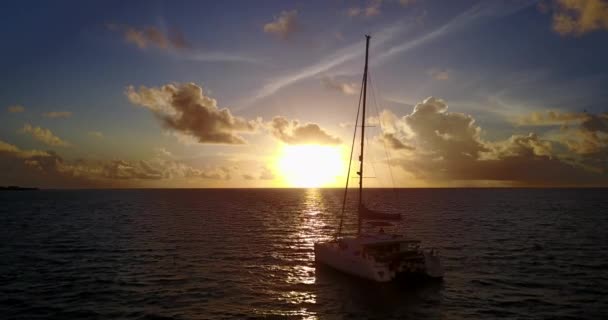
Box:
1, 188, 607, 319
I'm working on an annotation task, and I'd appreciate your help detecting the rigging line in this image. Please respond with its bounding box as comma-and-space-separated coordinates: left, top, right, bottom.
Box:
364, 130, 378, 186
368, 70, 398, 200
335, 71, 365, 240
363, 128, 381, 216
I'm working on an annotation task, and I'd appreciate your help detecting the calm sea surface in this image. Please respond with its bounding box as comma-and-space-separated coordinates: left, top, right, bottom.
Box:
1, 189, 607, 319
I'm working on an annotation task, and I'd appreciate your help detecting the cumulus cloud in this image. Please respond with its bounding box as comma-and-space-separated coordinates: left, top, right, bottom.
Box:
376, 97, 607, 185
269, 116, 342, 145
380, 133, 415, 150
347, 0, 382, 17
402, 97, 488, 159
0, 139, 235, 188
320, 75, 358, 95
0, 140, 19, 153
563, 113, 608, 155
242, 166, 275, 181
20, 124, 70, 147
108, 23, 190, 50
264, 10, 298, 39
0, 141, 88, 187
42, 111, 72, 119
548, 0, 608, 35
103, 158, 233, 181
102, 159, 232, 181
126, 82, 258, 144
101, 160, 162, 180
490, 133, 554, 158
515, 110, 608, 155
7, 105, 25, 113
515, 110, 589, 126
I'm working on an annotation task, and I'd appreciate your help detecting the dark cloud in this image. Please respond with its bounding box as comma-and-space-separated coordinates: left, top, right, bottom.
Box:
565, 113, 608, 155
0, 141, 93, 188
269, 116, 342, 145
378, 97, 608, 186
126, 83, 259, 144
545, 0, 608, 36
0, 139, 234, 188
515, 110, 608, 156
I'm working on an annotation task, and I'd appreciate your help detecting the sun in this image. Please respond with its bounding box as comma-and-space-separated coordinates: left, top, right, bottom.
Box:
277, 145, 345, 188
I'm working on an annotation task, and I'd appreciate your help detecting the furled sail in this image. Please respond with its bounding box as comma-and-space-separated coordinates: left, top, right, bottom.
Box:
359, 204, 401, 220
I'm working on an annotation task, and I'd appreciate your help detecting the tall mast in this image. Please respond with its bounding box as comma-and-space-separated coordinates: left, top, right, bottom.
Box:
358, 35, 370, 236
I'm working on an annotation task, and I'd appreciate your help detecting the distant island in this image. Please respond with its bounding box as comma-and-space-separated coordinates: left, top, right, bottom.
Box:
0, 186, 39, 191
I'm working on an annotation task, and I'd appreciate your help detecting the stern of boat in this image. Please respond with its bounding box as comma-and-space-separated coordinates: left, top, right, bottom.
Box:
423, 249, 444, 278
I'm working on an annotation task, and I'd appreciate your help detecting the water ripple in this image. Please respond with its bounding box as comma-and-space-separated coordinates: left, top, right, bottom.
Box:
1, 188, 607, 319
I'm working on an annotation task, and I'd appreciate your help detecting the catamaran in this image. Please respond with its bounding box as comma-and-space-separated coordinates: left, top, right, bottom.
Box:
314, 35, 443, 282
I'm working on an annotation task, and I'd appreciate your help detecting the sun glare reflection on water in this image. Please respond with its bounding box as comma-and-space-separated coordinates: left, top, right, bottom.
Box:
268, 188, 334, 319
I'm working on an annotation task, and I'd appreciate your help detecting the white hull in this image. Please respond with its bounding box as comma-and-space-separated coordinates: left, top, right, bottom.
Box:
314, 236, 443, 283
315, 242, 392, 282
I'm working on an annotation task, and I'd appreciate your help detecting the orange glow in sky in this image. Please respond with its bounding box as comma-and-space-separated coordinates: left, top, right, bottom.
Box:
276, 145, 345, 188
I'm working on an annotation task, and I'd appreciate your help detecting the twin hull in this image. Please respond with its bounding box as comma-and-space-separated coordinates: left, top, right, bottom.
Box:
314, 240, 443, 282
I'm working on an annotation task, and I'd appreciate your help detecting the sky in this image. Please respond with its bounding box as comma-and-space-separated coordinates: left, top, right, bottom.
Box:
1, 0, 607, 188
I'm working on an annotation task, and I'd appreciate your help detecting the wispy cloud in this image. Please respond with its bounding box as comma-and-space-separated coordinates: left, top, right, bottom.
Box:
428, 68, 449, 80
320, 75, 358, 95
375, 1, 535, 65
42, 111, 72, 118
180, 51, 263, 64
248, 1, 535, 104
7, 105, 25, 113
347, 0, 382, 18
20, 124, 71, 147
108, 22, 260, 65
264, 10, 299, 39
250, 22, 404, 102
107, 23, 190, 50
88, 131, 104, 139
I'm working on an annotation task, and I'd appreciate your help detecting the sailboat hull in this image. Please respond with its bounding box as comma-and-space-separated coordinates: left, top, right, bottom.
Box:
315, 242, 393, 282
314, 237, 444, 283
